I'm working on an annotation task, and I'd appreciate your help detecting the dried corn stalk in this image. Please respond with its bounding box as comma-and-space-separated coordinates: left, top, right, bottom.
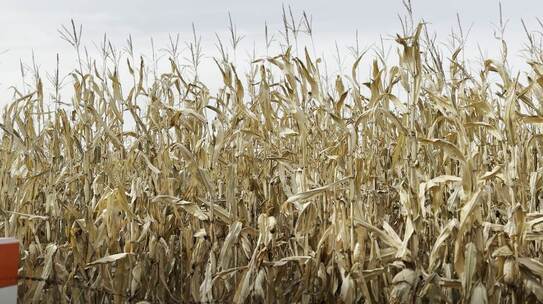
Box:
1, 14, 543, 304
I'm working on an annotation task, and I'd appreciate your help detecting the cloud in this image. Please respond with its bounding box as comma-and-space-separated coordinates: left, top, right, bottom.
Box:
0, 0, 537, 105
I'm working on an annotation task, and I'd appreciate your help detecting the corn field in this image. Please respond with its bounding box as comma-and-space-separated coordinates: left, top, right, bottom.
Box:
2, 12, 543, 303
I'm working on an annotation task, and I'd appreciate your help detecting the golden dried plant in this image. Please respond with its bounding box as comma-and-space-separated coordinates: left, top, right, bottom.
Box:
2, 11, 543, 304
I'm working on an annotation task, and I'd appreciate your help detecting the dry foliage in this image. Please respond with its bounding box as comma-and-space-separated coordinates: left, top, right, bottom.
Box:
2, 14, 543, 304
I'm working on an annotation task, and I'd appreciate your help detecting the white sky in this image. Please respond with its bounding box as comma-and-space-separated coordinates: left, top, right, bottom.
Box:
0, 0, 541, 106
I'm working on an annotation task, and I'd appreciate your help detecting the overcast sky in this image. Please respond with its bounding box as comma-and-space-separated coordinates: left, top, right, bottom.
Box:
0, 0, 541, 106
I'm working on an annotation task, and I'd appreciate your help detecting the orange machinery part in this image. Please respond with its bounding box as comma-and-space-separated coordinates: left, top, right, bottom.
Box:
0, 238, 19, 288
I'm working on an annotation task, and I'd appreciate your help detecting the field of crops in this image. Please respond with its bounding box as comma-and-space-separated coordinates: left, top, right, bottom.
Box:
2, 9, 543, 303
